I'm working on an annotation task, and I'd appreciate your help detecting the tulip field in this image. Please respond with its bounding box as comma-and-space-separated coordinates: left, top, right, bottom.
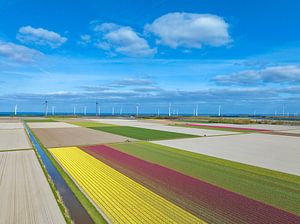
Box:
27, 118, 300, 224
50, 146, 205, 224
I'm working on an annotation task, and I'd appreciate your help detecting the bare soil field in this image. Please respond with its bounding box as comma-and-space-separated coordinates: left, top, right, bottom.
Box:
33, 127, 135, 147
89, 119, 236, 136
153, 133, 300, 176
277, 129, 300, 134
0, 117, 20, 123
187, 122, 299, 131
27, 122, 79, 129
0, 150, 65, 224
0, 122, 24, 129
0, 129, 31, 151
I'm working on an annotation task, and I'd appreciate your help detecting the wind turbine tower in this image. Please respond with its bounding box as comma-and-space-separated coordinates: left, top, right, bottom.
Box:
14, 104, 17, 116
136, 105, 139, 117
195, 104, 198, 116
44, 100, 48, 117
168, 103, 171, 117
218, 105, 221, 117
52, 106, 55, 116
96, 102, 99, 116
84, 106, 87, 116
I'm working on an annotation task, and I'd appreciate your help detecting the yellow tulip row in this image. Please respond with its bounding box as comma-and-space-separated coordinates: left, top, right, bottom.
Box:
50, 147, 205, 224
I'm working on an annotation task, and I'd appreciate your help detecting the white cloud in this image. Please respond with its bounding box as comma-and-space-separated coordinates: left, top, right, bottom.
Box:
77, 34, 91, 46
213, 65, 300, 85
17, 26, 67, 48
0, 40, 42, 62
94, 23, 156, 57
80, 34, 91, 43
145, 12, 231, 49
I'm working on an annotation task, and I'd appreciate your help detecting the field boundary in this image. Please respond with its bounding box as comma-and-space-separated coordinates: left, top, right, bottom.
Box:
26, 124, 108, 224
23, 123, 73, 224
49, 148, 112, 224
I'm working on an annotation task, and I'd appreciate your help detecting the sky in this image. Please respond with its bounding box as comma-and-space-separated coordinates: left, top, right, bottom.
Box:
0, 0, 300, 115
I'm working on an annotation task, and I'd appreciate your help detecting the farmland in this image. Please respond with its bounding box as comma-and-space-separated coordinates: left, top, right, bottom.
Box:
82, 144, 300, 223
0, 150, 65, 224
153, 133, 300, 175
109, 141, 300, 216
89, 118, 237, 136
0, 121, 32, 151
50, 146, 204, 223
31, 126, 134, 147
4, 116, 297, 224
89, 125, 197, 140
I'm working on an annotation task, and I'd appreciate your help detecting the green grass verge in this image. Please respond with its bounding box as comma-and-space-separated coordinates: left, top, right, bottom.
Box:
90, 125, 197, 140
109, 141, 300, 216
28, 127, 107, 224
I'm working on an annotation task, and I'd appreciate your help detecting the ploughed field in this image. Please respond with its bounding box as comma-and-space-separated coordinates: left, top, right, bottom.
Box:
0, 150, 65, 224
0, 122, 31, 151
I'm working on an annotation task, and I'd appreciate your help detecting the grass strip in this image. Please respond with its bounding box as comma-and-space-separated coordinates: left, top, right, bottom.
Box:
23, 125, 73, 224
109, 141, 300, 216
89, 125, 197, 140
28, 126, 107, 224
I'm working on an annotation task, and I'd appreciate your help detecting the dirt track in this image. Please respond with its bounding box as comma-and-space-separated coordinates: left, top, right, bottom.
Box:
0, 150, 65, 224
33, 127, 134, 147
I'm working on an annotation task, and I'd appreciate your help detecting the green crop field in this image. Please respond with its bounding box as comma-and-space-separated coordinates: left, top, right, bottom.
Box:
89, 126, 197, 140
109, 141, 300, 216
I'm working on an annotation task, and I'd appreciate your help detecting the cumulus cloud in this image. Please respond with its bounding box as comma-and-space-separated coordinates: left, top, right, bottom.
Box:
145, 12, 231, 49
213, 65, 300, 86
17, 26, 67, 48
93, 23, 156, 57
0, 40, 42, 62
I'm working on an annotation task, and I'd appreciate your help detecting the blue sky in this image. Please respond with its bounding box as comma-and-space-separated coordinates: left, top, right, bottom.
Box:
0, 0, 300, 114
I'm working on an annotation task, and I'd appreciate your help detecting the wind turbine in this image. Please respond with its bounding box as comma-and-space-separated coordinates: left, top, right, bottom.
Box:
157, 108, 160, 117
136, 104, 139, 117
218, 105, 221, 117
44, 100, 48, 117
84, 106, 87, 116
112, 107, 115, 116
195, 104, 198, 116
73, 105, 76, 115
168, 103, 171, 117
96, 102, 99, 116
14, 104, 18, 116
